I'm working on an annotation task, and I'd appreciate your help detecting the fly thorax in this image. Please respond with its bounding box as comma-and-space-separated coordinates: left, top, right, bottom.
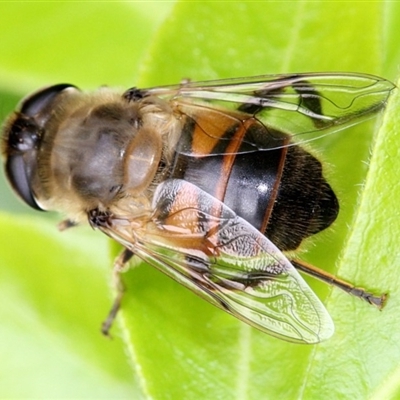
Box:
46, 101, 145, 210
123, 127, 162, 196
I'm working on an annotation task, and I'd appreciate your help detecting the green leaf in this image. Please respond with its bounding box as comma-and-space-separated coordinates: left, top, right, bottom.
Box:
119, 2, 400, 399
0, 2, 173, 91
0, 2, 173, 398
0, 214, 138, 398
301, 72, 400, 400
1, 1, 400, 399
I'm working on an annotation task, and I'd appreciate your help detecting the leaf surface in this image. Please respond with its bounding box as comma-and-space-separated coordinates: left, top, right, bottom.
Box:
1, 1, 400, 399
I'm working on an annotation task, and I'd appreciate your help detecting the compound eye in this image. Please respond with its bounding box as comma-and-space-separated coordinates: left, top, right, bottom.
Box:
21, 83, 77, 117
6, 152, 42, 210
3, 84, 79, 211
8, 118, 40, 152
5, 117, 43, 211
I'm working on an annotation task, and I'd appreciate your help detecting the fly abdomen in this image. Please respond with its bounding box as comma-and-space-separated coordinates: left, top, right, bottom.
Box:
264, 145, 339, 251
171, 118, 338, 251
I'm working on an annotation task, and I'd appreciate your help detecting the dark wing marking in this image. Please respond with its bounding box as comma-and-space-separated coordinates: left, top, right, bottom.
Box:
131, 73, 394, 154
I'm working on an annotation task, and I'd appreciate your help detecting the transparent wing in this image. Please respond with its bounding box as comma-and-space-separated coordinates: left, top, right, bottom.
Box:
102, 179, 334, 343
134, 73, 394, 153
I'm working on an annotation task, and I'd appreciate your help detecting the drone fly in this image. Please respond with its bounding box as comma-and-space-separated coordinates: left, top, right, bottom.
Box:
1, 73, 394, 343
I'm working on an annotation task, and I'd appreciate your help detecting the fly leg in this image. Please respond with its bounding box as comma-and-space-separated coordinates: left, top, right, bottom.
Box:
102, 248, 134, 337
292, 259, 387, 308
86, 208, 135, 336
58, 215, 132, 336
57, 215, 125, 335
57, 219, 78, 231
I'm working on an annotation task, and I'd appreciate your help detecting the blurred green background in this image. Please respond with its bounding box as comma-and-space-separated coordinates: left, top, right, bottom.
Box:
1, 1, 400, 399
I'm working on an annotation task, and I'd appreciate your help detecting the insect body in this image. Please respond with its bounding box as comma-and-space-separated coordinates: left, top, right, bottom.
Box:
1, 73, 394, 343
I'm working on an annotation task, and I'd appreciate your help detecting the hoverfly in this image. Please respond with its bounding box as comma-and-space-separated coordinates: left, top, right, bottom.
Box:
1, 73, 394, 344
